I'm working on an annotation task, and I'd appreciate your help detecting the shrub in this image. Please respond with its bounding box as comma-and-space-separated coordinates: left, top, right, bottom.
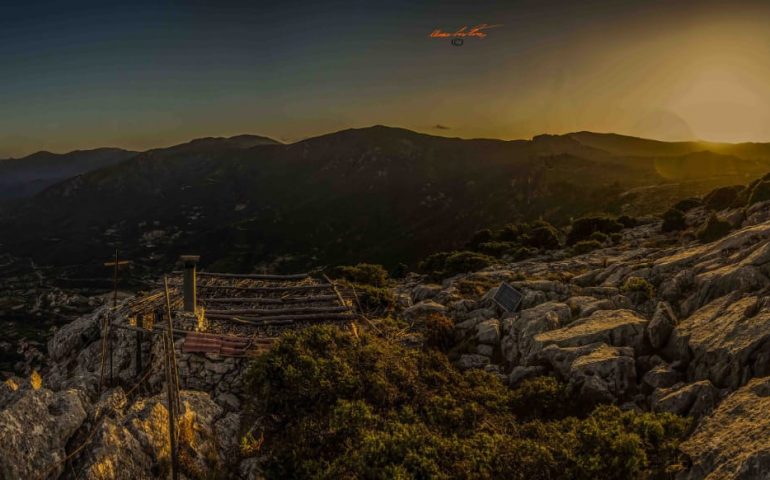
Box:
390, 263, 408, 279
588, 231, 609, 243
444, 251, 494, 276
497, 224, 521, 241
420, 312, 455, 351
621, 276, 654, 301
350, 283, 396, 315
703, 185, 744, 210
419, 252, 452, 274
572, 240, 603, 255
511, 246, 538, 261
661, 208, 686, 232
332, 263, 389, 287
672, 197, 702, 212
697, 214, 732, 243
523, 223, 561, 250
616, 215, 638, 228
478, 241, 518, 257
244, 325, 689, 480
567, 216, 624, 245
748, 180, 770, 206
609, 232, 623, 244
468, 229, 494, 249
421, 251, 495, 279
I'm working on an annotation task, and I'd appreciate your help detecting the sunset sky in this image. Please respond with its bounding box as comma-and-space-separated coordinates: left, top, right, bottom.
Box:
3, 0, 770, 157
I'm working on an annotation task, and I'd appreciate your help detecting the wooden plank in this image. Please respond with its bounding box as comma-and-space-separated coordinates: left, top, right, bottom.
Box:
201, 295, 338, 304
205, 306, 349, 316
196, 272, 310, 280
208, 312, 357, 324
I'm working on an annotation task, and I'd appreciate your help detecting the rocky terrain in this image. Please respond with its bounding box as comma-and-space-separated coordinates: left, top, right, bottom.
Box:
2, 195, 770, 478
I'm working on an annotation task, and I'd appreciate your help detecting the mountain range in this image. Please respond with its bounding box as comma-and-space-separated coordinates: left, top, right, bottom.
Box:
2, 126, 770, 277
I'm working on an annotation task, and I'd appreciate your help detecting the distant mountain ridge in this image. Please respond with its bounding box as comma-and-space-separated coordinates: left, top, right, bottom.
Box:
3, 126, 770, 276
0, 148, 137, 200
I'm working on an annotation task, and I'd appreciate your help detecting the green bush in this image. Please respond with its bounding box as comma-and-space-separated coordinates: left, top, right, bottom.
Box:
420, 312, 455, 351
621, 276, 654, 301
572, 240, 603, 255
697, 214, 732, 243
672, 197, 702, 212
332, 263, 389, 287
350, 283, 396, 314
617, 215, 638, 228
496, 224, 521, 241
244, 326, 689, 480
468, 229, 494, 249
511, 246, 538, 261
390, 263, 408, 279
661, 208, 686, 232
748, 180, 770, 205
420, 250, 495, 279
523, 223, 561, 250
609, 232, 623, 244
588, 231, 609, 244
478, 241, 518, 257
567, 216, 624, 245
703, 185, 744, 210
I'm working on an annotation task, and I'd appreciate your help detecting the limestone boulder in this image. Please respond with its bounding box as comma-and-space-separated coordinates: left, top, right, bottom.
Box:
527, 309, 647, 362
500, 302, 570, 366
647, 301, 677, 349
476, 319, 501, 345
668, 295, 770, 389
651, 380, 719, 418
0, 387, 89, 479
678, 376, 770, 480
403, 300, 446, 320
457, 354, 490, 370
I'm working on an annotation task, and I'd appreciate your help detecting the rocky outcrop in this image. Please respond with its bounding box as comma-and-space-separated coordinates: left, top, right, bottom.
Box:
651, 380, 719, 418
667, 295, 770, 388
0, 386, 88, 479
678, 376, 770, 480
528, 309, 647, 361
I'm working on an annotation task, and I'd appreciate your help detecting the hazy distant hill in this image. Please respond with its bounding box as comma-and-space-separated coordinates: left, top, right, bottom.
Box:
0, 148, 137, 200
2, 126, 769, 275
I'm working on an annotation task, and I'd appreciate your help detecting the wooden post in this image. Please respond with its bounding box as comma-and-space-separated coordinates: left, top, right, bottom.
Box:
102, 252, 130, 389
163, 276, 182, 415
163, 332, 179, 480
135, 329, 143, 378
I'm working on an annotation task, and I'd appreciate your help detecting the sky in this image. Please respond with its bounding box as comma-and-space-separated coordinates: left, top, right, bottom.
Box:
3, 0, 770, 157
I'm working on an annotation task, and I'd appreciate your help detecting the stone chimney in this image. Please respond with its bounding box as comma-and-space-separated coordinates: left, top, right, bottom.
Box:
179, 255, 200, 313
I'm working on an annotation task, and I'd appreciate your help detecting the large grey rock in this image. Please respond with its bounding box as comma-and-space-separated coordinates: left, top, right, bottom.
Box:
403, 300, 447, 320
651, 380, 719, 418
678, 376, 770, 480
528, 309, 647, 362
668, 295, 770, 389
500, 302, 570, 366
647, 301, 677, 349
457, 354, 490, 370
568, 344, 636, 403
0, 387, 88, 479
642, 363, 681, 390
412, 284, 442, 303
476, 319, 501, 345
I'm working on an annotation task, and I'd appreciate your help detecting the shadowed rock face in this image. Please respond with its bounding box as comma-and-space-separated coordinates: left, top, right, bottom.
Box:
0, 386, 88, 479
678, 376, 770, 480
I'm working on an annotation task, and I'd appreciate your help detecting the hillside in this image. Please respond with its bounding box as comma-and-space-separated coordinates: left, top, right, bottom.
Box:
4, 180, 770, 478
0, 148, 137, 201
1, 127, 769, 278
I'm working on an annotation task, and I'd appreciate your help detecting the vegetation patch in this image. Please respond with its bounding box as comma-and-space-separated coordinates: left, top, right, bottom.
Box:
697, 214, 732, 243
703, 185, 743, 211
661, 208, 686, 233
621, 276, 655, 301
572, 240, 603, 255
567, 216, 624, 245
245, 325, 689, 480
